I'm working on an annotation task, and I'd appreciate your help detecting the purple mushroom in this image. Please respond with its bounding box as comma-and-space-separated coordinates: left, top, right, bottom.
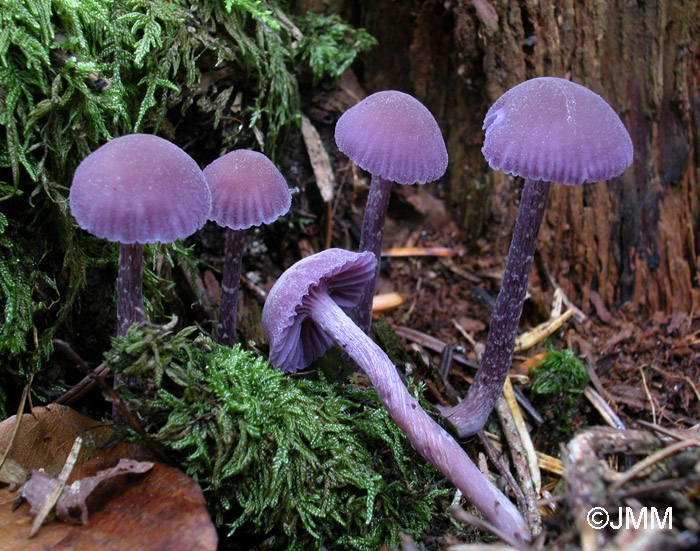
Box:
335, 91, 448, 333
262, 248, 530, 542
441, 77, 634, 437
204, 149, 291, 346
69, 133, 212, 336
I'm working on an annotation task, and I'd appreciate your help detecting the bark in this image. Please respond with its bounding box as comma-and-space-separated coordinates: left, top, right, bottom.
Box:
357, 0, 700, 314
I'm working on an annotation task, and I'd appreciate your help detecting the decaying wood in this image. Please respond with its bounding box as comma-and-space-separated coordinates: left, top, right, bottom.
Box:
358, 0, 700, 316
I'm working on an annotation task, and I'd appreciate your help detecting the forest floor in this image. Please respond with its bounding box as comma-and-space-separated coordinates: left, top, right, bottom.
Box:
3, 82, 699, 551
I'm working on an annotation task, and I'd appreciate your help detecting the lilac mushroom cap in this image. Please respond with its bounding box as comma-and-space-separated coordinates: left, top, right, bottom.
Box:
335, 90, 448, 185
204, 149, 291, 230
70, 133, 211, 243
442, 78, 634, 438
263, 248, 376, 372
334, 90, 448, 333
482, 76, 634, 186
204, 149, 291, 347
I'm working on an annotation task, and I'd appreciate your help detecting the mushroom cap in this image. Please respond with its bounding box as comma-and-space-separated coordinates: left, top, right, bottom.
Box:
482, 77, 634, 186
204, 150, 291, 230
69, 134, 211, 244
262, 248, 376, 373
335, 90, 448, 185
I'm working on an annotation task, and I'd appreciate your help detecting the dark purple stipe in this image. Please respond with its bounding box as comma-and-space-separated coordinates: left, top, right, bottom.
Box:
441, 179, 550, 436
217, 229, 247, 346
117, 243, 145, 336
442, 78, 633, 437
204, 150, 291, 346
354, 174, 392, 333
262, 249, 531, 542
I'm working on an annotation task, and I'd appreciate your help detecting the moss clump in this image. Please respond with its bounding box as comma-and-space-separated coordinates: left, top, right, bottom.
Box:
0, 0, 375, 408
530, 347, 589, 448
105, 320, 448, 550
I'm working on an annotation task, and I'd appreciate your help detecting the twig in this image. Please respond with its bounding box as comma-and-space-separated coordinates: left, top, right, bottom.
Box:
608, 438, 700, 491
513, 308, 573, 353
0, 372, 34, 473
541, 262, 587, 322
650, 364, 700, 406
392, 325, 479, 370
511, 386, 543, 425
637, 364, 657, 424
449, 505, 529, 550
437, 345, 461, 403
53, 338, 110, 405
52, 339, 170, 465
495, 395, 542, 538
477, 431, 527, 511
584, 386, 626, 430
484, 432, 564, 476
502, 378, 541, 495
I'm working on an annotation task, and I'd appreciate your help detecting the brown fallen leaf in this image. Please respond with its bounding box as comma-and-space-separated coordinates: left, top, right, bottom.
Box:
0, 404, 217, 551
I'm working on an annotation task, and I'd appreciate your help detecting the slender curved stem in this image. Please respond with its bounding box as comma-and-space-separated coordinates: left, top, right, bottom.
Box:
308, 291, 530, 542
117, 243, 144, 336
218, 228, 247, 346
354, 174, 393, 333
442, 179, 550, 437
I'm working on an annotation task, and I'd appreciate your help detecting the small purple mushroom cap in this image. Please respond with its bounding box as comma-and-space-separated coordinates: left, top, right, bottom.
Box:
204, 150, 291, 229
262, 249, 376, 372
334, 90, 448, 185
69, 134, 211, 244
482, 77, 634, 186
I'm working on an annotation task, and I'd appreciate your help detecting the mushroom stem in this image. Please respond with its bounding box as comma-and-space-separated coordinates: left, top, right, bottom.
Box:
117, 243, 145, 336
218, 228, 247, 346
306, 289, 530, 542
355, 173, 393, 333
443, 179, 551, 436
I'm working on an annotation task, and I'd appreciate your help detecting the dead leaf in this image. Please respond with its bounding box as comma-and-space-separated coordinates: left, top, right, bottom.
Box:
301, 114, 335, 203
0, 405, 217, 551
21, 458, 154, 526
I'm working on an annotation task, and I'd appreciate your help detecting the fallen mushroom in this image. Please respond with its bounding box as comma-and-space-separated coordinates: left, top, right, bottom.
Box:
262, 248, 530, 542
441, 77, 633, 437
69, 133, 212, 336
204, 149, 291, 346
335, 91, 448, 333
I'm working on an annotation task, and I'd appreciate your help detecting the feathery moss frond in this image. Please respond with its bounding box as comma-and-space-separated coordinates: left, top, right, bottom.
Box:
106, 322, 447, 550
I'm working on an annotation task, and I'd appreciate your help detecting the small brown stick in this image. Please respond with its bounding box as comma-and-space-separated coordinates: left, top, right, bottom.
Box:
609, 438, 700, 491
477, 431, 527, 512
0, 372, 34, 473
52, 339, 170, 465
637, 364, 657, 424
495, 394, 542, 538
502, 377, 541, 495
53, 339, 110, 405
391, 325, 479, 369
650, 364, 700, 406
584, 386, 626, 430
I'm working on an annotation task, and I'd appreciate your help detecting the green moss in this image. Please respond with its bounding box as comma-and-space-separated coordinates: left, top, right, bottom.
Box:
292, 13, 377, 85
0, 0, 375, 401
106, 320, 448, 550
530, 347, 589, 445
